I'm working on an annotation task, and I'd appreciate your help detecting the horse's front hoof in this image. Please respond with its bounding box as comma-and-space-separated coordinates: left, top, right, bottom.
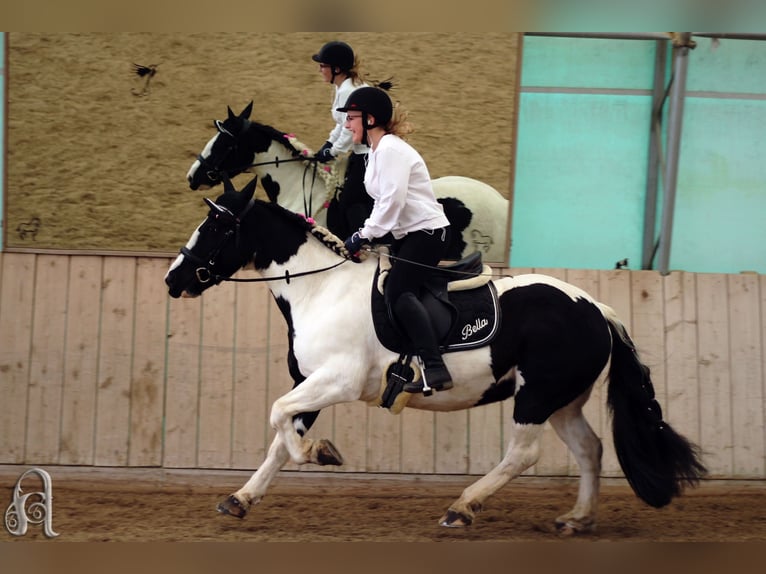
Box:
439, 509, 473, 527
555, 517, 595, 536
217, 495, 250, 519
315, 438, 344, 466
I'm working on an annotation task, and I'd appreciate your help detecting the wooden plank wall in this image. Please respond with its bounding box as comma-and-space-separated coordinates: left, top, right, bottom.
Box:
0, 252, 764, 480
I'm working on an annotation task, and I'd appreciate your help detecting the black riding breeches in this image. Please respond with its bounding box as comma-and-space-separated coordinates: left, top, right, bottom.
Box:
385, 226, 451, 306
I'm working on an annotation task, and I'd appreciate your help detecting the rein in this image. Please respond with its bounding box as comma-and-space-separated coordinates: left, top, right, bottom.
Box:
233, 156, 308, 172
375, 248, 496, 278
215, 258, 349, 285
197, 154, 309, 181
197, 247, 489, 287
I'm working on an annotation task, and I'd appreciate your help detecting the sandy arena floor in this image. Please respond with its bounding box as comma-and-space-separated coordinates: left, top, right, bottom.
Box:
2, 467, 765, 542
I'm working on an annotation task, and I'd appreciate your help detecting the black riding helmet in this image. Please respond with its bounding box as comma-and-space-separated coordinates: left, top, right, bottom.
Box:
336, 86, 393, 128
312, 41, 355, 74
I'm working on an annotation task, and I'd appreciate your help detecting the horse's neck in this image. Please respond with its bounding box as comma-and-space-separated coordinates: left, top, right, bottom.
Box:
252, 140, 343, 222
262, 237, 354, 302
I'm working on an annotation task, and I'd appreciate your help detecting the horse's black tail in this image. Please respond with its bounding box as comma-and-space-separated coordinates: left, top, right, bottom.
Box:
603, 309, 707, 507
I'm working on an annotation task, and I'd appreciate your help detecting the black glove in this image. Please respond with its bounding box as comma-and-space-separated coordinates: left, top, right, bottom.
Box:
317, 140, 333, 154
344, 231, 368, 255
314, 147, 335, 163
315, 145, 336, 163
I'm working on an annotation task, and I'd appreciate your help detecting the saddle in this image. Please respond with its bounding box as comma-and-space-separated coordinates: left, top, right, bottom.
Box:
371, 247, 500, 354
370, 247, 501, 410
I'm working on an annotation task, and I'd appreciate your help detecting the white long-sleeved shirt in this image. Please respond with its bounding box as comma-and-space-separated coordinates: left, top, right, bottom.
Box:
328, 78, 370, 156
360, 134, 449, 241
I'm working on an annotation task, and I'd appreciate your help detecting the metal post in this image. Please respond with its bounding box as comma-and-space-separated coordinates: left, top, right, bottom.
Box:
642, 39, 668, 270
657, 34, 692, 275
525, 32, 674, 41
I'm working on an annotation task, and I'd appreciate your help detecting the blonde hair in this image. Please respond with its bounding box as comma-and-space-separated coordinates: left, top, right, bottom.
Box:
386, 99, 413, 139
338, 56, 394, 92
346, 56, 366, 86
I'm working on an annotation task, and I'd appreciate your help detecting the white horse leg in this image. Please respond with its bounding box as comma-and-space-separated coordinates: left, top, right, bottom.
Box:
269, 368, 361, 465
219, 375, 353, 520
218, 433, 291, 518
441, 422, 544, 527
546, 390, 602, 535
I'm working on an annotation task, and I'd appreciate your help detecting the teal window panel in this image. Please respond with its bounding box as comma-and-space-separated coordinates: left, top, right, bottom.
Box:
511, 92, 651, 270
670, 97, 766, 273
521, 36, 656, 90
687, 37, 766, 95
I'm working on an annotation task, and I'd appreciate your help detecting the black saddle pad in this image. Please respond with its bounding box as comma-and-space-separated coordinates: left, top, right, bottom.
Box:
370, 265, 500, 354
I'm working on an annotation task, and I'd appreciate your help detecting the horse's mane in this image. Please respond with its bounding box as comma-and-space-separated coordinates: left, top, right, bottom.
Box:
310, 224, 357, 259
249, 120, 307, 157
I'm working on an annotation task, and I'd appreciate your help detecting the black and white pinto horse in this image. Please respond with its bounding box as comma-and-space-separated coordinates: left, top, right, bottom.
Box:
186, 101, 508, 262
165, 176, 706, 533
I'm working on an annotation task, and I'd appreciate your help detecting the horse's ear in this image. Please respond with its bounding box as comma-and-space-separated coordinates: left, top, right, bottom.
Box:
241, 101, 253, 120
222, 173, 236, 194
203, 197, 217, 210
241, 175, 258, 203
227, 106, 236, 121
204, 197, 234, 217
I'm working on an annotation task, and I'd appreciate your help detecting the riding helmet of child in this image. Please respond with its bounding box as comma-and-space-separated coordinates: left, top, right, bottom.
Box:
312, 41, 355, 80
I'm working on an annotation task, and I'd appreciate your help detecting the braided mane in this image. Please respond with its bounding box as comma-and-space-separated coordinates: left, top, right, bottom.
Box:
310, 223, 358, 259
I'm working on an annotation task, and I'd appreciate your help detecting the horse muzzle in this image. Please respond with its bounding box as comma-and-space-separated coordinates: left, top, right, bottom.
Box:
165, 274, 197, 299
166, 283, 201, 299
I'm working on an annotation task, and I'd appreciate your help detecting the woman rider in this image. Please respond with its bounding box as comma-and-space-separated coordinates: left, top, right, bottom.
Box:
338, 86, 453, 392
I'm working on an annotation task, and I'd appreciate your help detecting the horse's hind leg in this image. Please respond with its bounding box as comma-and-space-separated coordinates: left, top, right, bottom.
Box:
440, 422, 544, 527
547, 391, 602, 535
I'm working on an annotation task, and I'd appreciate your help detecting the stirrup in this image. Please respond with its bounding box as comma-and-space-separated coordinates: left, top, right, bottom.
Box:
403, 360, 453, 395
377, 355, 416, 413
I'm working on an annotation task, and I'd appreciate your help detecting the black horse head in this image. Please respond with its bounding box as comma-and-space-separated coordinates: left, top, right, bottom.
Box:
167, 173, 323, 299
187, 102, 311, 192
166, 175, 259, 298
187, 102, 261, 190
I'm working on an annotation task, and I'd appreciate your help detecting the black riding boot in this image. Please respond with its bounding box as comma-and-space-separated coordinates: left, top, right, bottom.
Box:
392, 292, 453, 393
